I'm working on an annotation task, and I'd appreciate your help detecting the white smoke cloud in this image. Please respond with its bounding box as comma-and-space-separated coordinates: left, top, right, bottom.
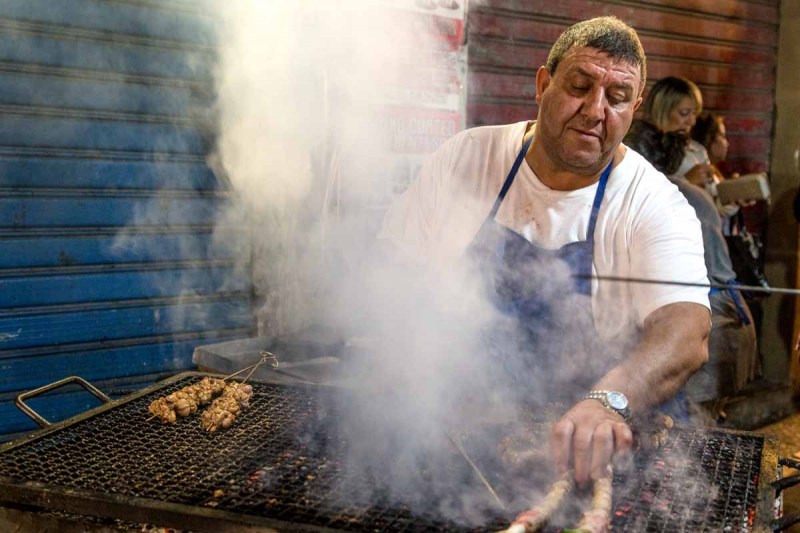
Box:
208, 1, 533, 522
207, 0, 656, 527
210, 0, 435, 336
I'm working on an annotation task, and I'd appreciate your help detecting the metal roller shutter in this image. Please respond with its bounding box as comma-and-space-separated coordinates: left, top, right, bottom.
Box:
0, 0, 254, 440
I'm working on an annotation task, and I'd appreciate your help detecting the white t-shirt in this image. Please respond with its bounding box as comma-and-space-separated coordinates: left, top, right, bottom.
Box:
671, 139, 739, 221
380, 121, 709, 340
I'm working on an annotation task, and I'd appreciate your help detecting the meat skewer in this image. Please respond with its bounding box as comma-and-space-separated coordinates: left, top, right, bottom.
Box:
497, 428, 548, 470
635, 412, 673, 451
199, 381, 254, 432
195, 351, 266, 432
570, 467, 613, 533
147, 351, 276, 425
503, 412, 673, 533
498, 412, 674, 533
500, 470, 575, 533
147, 376, 226, 423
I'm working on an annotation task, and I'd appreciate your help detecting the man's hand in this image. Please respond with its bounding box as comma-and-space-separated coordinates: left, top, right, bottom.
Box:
548, 302, 709, 488
550, 399, 633, 487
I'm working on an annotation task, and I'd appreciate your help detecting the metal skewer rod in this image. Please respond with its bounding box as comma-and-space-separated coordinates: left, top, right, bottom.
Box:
239, 351, 278, 384
576, 274, 800, 297
224, 352, 279, 383
444, 429, 507, 510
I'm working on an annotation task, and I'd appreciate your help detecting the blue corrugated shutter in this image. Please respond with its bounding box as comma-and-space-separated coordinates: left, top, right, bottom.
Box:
0, 0, 254, 439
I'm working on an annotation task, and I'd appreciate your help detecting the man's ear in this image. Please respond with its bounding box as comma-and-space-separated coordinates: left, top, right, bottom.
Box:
632, 95, 643, 112
535, 66, 551, 104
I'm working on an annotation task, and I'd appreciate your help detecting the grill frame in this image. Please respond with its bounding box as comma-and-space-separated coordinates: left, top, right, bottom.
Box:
0, 371, 784, 532
0, 372, 353, 533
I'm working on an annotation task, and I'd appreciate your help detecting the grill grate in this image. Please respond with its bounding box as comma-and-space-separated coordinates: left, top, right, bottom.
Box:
0, 374, 776, 532
610, 428, 765, 532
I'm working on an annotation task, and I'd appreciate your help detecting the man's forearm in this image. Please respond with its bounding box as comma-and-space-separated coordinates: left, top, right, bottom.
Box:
590, 302, 710, 414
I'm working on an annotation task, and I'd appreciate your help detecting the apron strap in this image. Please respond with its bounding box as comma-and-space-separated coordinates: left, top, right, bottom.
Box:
585, 160, 614, 251
485, 137, 614, 235
486, 134, 534, 221
709, 281, 752, 325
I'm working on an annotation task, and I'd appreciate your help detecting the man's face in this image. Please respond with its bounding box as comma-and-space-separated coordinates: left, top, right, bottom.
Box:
535, 47, 643, 176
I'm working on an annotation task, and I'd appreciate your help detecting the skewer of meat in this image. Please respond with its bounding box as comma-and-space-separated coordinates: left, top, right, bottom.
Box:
147, 351, 276, 424
195, 352, 268, 431
569, 466, 613, 533
635, 412, 673, 451
498, 432, 548, 470
500, 470, 575, 533
200, 382, 253, 432
148, 376, 226, 423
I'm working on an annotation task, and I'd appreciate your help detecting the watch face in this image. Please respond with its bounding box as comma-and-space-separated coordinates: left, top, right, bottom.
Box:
607, 391, 628, 410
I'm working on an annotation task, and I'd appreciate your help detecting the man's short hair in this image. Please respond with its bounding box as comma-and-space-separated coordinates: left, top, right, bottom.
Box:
546, 16, 647, 95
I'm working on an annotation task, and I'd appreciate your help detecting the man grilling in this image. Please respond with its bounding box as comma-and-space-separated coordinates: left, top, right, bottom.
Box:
380, 16, 710, 487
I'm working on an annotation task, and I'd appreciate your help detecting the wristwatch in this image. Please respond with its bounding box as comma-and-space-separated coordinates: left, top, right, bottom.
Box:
584, 390, 631, 423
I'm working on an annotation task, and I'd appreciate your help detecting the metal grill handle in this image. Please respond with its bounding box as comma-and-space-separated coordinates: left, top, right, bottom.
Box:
773, 514, 800, 532
771, 457, 800, 532
15, 376, 112, 428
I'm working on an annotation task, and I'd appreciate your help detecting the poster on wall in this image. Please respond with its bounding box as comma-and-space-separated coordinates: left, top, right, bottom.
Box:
318, 0, 467, 237
379, 0, 466, 201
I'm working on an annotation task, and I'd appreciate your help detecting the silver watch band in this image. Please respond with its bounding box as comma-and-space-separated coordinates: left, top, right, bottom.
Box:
584, 390, 631, 422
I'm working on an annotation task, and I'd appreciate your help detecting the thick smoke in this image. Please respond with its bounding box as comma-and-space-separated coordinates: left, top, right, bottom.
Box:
208, 1, 519, 521
210, 0, 422, 336
207, 0, 679, 527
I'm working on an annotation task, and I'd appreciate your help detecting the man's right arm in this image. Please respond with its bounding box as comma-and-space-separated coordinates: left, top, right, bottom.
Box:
552, 300, 710, 485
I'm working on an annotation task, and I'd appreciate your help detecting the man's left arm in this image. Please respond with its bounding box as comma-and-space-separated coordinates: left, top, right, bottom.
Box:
551, 300, 710, 486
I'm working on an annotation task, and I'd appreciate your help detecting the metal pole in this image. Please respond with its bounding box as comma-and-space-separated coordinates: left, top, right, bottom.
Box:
576, 274, 800, 297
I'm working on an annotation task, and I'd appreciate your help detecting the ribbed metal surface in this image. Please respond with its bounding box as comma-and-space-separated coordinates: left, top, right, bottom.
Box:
467, 0, 779, 175
0, 374, 779, 532
0, 0, 254, 438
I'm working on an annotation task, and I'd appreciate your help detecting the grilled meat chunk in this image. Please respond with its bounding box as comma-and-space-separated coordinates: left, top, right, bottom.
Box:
200, 383, 254, 432
147, 377, 226, 424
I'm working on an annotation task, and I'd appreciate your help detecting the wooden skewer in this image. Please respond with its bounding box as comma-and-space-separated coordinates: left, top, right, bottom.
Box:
444, 429, 506, 510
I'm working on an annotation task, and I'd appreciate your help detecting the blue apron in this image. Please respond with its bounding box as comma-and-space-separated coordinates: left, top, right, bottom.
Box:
465, 134, 611, 405
466, 134, 690, 419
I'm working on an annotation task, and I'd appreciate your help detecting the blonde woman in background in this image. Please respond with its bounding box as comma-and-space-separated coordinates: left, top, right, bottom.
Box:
625, 119, 759, 426
642, 76, 739, 221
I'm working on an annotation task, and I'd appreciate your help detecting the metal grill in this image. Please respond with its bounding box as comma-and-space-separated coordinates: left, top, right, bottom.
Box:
611, 428, 769, 532
0, 373, 780, 532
